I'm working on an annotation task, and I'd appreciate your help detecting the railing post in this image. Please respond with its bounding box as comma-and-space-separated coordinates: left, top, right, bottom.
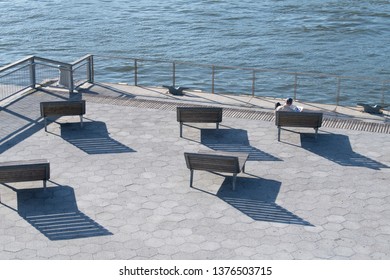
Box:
381, 81, 386, 105
87, 55, 94, 83
134, 59, 138, 86
336, 77, 341, 106
293, 74, 298, 100
173, 62, 176, 88
212, 65, 215, 94
69, 65, 74, 94
252, 70, 255, 96
29, 57, 36, 89
58, 64, 72, 92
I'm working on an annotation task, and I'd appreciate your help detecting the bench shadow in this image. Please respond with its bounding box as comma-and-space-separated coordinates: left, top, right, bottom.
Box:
60, 121, 136, 154
201, 129, 281, 161
216, 177, 313, 226
15, 185, 112, 240
301, 133, 388, 170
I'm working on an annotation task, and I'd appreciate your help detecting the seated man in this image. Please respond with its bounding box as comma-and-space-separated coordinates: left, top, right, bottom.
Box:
275, 98, 302, 112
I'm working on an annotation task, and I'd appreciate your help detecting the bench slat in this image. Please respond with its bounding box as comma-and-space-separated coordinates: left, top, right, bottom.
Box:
40, 100, 86, 117
186, 154, 239, 173
0, 159, 49, 167
177, 107, 223, 123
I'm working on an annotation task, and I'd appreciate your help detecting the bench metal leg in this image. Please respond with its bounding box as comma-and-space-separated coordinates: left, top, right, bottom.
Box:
43, 180, 47, 189
314, 128, 318, 140
216, 123, 219, 129
189, 169, 194, 187
44, 117, 48, 132
277, 127, 281, 141
180, 122, 183, 137
232, 173, 237, 191
80, 115, 83, 128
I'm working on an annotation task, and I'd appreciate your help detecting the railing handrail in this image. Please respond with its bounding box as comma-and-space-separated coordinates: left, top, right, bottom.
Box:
0, 55, 34, 72
92, 54, 389, 105
0, 56, 72, 73
95, 54, 390, 84
71, 54, 93, 66
0, 64, 30, 79
34, 56, 71, 68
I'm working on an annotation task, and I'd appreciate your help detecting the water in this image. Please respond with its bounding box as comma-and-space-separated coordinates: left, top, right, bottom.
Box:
1, 0, 390, 104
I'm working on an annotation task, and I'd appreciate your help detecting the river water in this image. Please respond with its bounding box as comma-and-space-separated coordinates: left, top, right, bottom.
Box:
1, 0, 390, 104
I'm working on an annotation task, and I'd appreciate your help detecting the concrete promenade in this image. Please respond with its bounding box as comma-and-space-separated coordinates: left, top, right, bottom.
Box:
0, 83, 389, 259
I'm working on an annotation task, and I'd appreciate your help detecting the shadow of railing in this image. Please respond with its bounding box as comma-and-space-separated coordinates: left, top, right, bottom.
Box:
0, 115, 42, 154
0, 88, 81, 154
5, 185, 113, 240
301, 133, 388, 170
78, 82, 136, 99
201, 128, 281, 161
60, 121, 135, 154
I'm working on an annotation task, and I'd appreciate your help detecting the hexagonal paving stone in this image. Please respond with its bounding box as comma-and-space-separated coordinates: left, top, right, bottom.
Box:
1, 88, 390, 261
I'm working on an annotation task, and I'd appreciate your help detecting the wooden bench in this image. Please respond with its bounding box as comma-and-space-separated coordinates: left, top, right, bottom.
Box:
40, 100, 86, 131
0, 159, 50, 191
177, 107, 223, 137
275, 111, 323, 141
184, 150, 249, 191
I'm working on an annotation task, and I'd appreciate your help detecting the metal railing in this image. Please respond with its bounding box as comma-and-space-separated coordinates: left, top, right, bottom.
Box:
0, 57, 33, 100
0, 55, 93, 101
1, 54, 388, 107
93, 55, 389, 106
